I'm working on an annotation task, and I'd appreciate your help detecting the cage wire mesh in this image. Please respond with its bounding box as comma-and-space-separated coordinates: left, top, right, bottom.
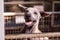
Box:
4, 0, 60, 40
4, 12, 60, 40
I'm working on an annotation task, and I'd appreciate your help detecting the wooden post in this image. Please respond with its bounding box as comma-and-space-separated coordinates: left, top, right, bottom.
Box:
0, 0, 4, 40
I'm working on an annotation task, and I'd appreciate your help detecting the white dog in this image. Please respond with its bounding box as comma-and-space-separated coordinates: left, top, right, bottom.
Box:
18, 4, 51, 40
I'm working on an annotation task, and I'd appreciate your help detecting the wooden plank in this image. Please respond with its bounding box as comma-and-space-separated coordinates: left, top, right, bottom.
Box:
4, 1, 44, 4
4, 12, 24, 16
5, 32, 60, 39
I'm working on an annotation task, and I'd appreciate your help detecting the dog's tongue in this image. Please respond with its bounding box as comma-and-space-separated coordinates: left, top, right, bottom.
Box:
25, 22, 32, 26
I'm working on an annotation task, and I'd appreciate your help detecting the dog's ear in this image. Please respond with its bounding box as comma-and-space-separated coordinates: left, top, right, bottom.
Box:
40, 12, 51, 18
18, 4, 27, 10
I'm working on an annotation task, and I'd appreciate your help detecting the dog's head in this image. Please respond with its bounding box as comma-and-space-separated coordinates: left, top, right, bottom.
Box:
18, 4, 51, 26
24, 7, 41, 26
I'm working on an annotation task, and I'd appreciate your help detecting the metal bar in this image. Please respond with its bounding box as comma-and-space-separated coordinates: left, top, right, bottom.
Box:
45, 12, 60, 14
53, 1, 60, 3
5, 32, 60, 39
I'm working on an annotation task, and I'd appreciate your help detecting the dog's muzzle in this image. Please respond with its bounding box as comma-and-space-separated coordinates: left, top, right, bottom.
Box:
25, 14, 36, 26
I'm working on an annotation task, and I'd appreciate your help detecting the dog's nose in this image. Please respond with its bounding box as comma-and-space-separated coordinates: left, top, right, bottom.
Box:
26, 14, 31, 17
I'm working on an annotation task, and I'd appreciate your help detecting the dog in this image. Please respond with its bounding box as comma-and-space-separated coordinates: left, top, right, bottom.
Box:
18, 4, 51, 40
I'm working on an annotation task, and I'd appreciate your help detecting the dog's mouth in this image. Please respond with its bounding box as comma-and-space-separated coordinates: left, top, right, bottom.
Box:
25, 19, 36, 26
25, 14, 36, 26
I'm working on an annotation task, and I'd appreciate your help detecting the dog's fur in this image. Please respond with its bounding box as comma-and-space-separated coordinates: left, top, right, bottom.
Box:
18, 4, 51, 40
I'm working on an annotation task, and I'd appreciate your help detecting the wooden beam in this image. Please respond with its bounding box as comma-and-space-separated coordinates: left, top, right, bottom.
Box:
4, 12, 24, 16
5, 32, 60, 39
4, 1, 44, 4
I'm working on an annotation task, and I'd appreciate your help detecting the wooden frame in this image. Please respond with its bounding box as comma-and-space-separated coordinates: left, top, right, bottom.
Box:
51, 1, 60, 27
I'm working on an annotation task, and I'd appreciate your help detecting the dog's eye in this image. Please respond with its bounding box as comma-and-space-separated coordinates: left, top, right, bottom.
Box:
34, 12, 37, 15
